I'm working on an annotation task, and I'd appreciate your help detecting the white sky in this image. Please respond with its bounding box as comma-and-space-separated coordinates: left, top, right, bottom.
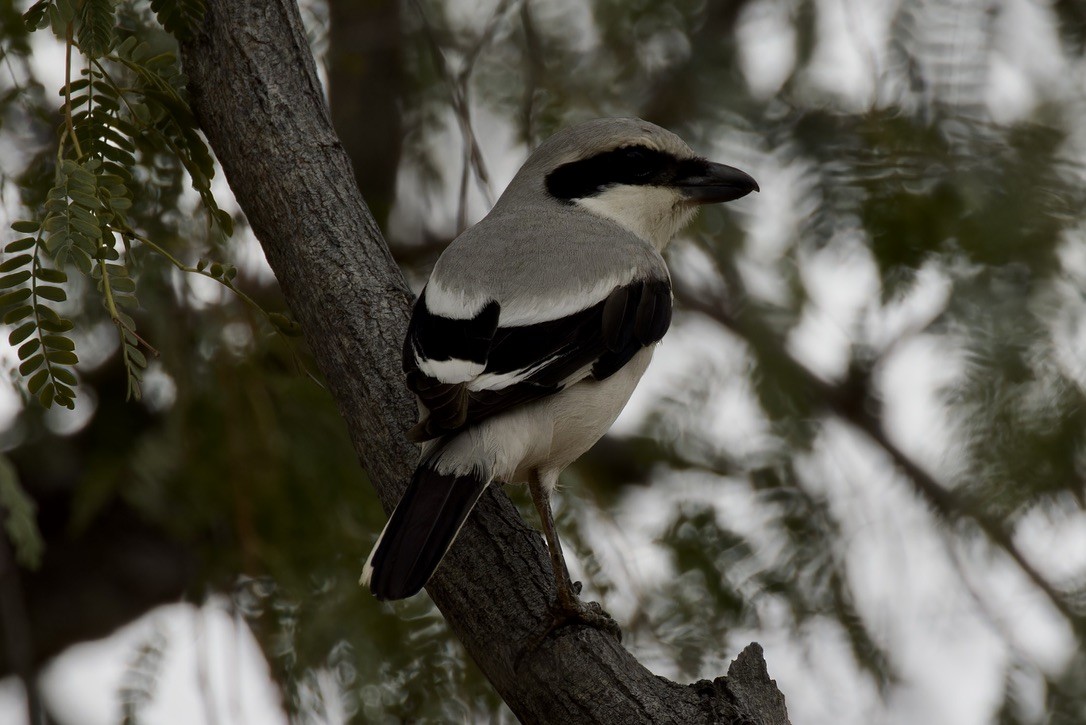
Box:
4, 0, 1086, 723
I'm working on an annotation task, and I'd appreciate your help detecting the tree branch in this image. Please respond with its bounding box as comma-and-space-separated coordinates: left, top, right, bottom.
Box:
179, 1, 790, 722
672, 282, 1082, 629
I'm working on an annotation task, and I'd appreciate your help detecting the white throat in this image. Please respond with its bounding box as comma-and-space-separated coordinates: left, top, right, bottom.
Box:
575, 185, 697, 250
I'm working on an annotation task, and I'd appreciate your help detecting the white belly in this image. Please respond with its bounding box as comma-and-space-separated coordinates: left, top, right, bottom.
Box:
530, 347, 654, 475
431, 347, 655, 486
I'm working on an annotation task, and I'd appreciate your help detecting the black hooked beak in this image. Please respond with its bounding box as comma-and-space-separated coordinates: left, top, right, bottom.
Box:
676, 161, 759, 204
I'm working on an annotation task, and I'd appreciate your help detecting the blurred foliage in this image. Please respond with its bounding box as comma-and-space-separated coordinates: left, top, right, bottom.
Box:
2, 0, 1086, 723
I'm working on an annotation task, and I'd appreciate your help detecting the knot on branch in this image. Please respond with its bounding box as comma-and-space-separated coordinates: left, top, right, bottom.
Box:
692, 643, 790, 725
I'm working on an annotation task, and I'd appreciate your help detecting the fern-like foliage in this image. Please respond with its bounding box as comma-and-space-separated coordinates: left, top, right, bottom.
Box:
109, 35, 231, 237
77, 0, 116, 59
21, 0, 52, 31
1, 219, 78, 409
149, 0, 206, 42
5, 0, 248, 408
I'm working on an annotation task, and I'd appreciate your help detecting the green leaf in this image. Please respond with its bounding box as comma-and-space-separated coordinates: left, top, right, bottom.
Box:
71, 249, 93, 275
55, 0, 76, 23
34, 268, 68, 284
17, 339, 41, 361
39, 318, 74, 333
0, 271, 32, 288
269, 313, 303, 336
110, 276, 136, 293
77, 0, 116, 58
22, 0, 50, 31
46, 350, 78, 366
19, 354, 44, 376
42, 215, 66, 235
0, 289, 33, 307
10, 322, 36, 345
114, 35, 137, 57
42, 335, 75, 352
69, 217, 101, 239
34, 286, 67, 302
34, 305, 60, 324
0, 256, 33, 272
113, 294, 138, 311
5, 238, 37, 253
27, 369, 49, 395
0, 456, 44, 569
43, 231, 68, 256
52, 367, 77, 386
65, 79, 91, 94
126, 345, 147, 368
39, 382, 55, 408
215, 209, 234, 236
4, 306, 33, 324
10, 221, 40, 234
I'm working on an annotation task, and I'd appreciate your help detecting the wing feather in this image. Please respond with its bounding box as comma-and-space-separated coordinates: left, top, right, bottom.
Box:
404, 278, 672, 442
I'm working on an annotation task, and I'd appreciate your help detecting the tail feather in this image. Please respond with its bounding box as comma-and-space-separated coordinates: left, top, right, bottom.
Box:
362, 464, 489, 600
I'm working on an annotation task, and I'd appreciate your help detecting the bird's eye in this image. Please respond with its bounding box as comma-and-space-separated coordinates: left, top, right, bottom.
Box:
623, 148, 653, 178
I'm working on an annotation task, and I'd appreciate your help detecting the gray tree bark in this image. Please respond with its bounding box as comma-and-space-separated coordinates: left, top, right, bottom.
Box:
179, 2, 790, 722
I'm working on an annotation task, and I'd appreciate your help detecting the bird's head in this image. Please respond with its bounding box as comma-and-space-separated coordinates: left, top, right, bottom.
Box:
501, 118, 758, 250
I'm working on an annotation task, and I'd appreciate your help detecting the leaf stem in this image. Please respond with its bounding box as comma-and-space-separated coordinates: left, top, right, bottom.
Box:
119, 229, 265, 318
29, 230, 60, 406
64, 23, 84, 159
98, 254, 159, 357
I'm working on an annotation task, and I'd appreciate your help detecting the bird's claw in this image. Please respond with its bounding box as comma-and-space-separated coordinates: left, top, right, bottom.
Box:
515, 594, 622, 671
547, 595, 621, 641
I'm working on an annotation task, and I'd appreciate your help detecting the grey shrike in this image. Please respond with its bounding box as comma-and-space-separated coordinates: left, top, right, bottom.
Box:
362, 117, 758, 631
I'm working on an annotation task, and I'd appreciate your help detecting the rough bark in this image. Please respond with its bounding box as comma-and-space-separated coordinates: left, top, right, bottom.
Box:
179, 2, 790, 722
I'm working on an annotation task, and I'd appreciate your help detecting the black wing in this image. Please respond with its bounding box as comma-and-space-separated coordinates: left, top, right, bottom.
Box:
404, 279, 672, 442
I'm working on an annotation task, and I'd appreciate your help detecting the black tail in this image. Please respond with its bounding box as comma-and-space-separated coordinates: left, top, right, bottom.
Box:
362, 463, 489, 600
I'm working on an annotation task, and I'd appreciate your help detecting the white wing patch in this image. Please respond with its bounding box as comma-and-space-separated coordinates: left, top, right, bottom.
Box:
424, 279, 491, 320
467, 354, 561, 392
418, 356, 486, 384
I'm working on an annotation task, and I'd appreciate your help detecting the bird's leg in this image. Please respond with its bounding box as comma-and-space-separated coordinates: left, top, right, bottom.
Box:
527, 472, 577, 608
527, 471, 621, 641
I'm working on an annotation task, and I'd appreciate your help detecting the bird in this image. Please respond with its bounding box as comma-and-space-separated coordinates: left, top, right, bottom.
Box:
361, 117, 758, 630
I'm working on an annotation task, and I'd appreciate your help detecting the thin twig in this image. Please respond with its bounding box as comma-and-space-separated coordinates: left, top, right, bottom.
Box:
459, 0, 519, 80
119, 229, 327, 389
518, 0, 543, 148
410, 0, 498, 229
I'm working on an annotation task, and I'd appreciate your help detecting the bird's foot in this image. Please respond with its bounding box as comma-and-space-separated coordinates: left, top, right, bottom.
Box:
515, 582, 622, 671
546, 591, 622, 642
